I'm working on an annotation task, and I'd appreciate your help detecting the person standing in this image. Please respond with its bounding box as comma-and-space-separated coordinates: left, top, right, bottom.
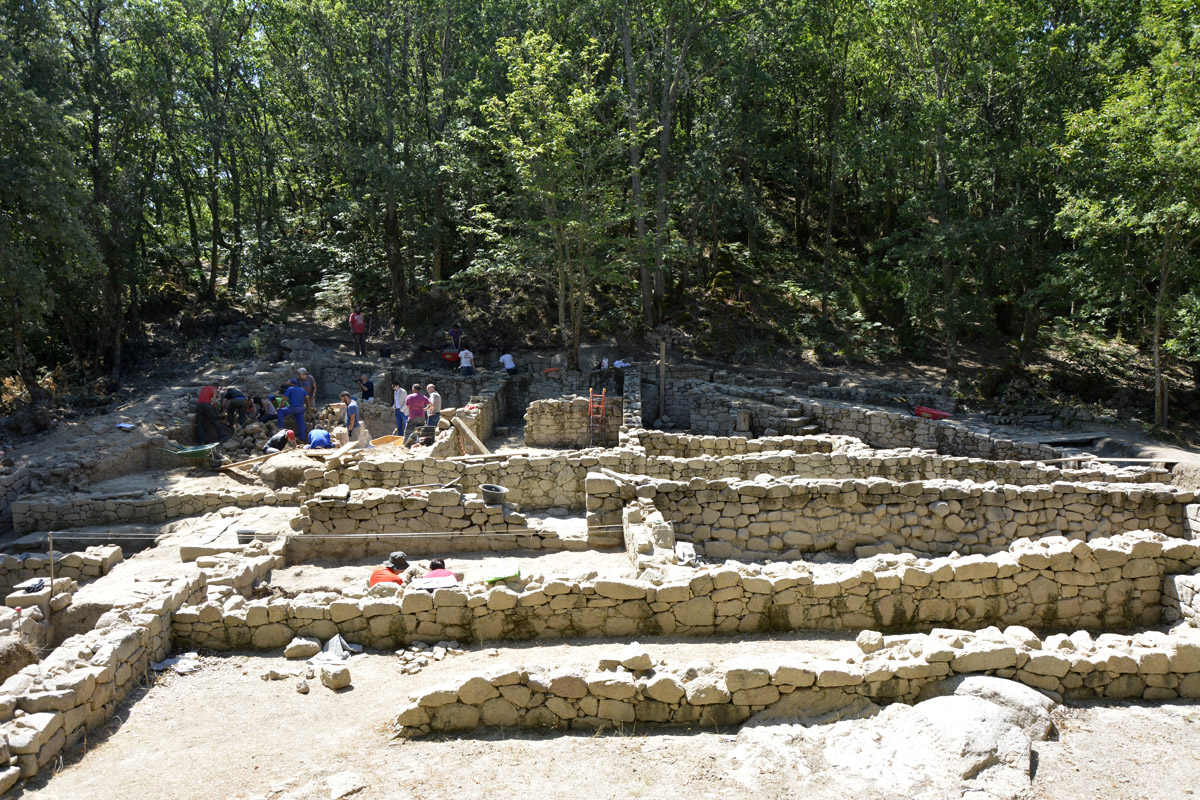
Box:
458, 344, 475, 376
349, 307, 368, 356
276, 379, 308, 440
404, 383, 431, 442
425, 383, 442, 428
340, 391, 369, 448
195, 384, 227, 444
296, 368, 317, 410
392, 380, 408, 436
498, 352, 517, 375
356, 374, 374, 402
221, 387, 249, 427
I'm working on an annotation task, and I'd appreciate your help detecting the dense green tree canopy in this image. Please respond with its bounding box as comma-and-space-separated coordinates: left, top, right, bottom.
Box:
2, 0, 1199, 424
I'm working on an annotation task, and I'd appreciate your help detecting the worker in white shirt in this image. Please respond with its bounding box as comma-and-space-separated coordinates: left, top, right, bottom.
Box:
499, 352, 517, 375
392, 379, 408, 435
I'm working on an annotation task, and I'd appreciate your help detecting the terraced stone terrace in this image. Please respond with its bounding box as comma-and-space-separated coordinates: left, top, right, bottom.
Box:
0, 363, 1198, 798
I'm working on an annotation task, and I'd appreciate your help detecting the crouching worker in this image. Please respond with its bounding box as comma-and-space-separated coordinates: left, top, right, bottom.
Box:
369, 551, 413, 587
262, 428, 295, 454
306, 428, 333, 449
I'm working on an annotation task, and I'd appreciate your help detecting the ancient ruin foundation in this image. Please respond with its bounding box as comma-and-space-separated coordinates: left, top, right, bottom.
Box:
0, 358, 1197, 793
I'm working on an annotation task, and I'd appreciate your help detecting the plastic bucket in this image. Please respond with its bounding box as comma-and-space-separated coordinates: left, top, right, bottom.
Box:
480, 484, 508, 505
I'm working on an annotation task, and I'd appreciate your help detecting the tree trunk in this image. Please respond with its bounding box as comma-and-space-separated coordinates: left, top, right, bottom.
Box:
1153, 244, 1171, 429
227, 146, 243, 292
621, 10, 653, 326
206, 143, 222, 300
9, 297, 50, 412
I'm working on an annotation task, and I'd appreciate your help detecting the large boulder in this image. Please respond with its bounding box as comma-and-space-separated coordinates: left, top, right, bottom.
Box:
729, 691, 1051, 800
915, 675, 1056, 739
259, 452, 325, 488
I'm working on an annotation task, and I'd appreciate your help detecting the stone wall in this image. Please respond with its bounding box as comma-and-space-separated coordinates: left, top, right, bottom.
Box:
390, 622, 1200, 737
11, 483, 293, 534
584, 473, 1193, 560
1167, 572, 1200, 627
173, 531, 1200, 652
286, 485, 566, 561
0, 546, 123, 596
0, 435, 182, 531
682, 382, 1061, 461
0, 572, 205, 791
525, 395, 623, 448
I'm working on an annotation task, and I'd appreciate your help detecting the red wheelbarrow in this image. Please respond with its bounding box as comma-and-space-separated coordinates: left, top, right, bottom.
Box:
894, 397, 953, 421
421, 346, 461, 369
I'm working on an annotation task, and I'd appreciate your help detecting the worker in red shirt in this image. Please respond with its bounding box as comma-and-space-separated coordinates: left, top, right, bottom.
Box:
195, 384, 227, 444
369, 552, 412, 587
349, 307, 367, 357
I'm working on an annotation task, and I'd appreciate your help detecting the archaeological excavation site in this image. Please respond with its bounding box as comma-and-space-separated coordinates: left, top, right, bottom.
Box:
1, 340, 1199, 799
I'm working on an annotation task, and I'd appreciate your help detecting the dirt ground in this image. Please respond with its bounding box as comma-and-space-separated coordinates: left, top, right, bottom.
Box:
14, 640, 1200, 800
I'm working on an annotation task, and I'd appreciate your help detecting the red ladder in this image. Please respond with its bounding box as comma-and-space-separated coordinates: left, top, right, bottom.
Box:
588, 389, 607, 446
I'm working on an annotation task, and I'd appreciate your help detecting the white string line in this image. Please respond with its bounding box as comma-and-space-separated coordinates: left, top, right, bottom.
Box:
23, 524, 627, 541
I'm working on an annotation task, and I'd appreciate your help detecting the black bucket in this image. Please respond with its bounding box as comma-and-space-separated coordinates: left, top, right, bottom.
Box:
379, 346, 392, 358
480, 484, 508, 505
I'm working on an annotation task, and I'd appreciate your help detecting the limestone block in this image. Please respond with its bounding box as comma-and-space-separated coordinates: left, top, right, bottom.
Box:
587, 672, 636, 700
430, 703, 481, 732
684, 675, 730, 705
320, 666, 351, 690
548, 671, 589, 698
457, 676, 500, 705
284, 637, 322, 659
643, 674, 685, 704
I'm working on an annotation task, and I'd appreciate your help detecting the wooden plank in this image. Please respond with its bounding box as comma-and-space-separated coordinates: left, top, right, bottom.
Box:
219, 451, 284, 471
371, 434, 404, 447
451, 416, 491, 455
309, 440, 358, 461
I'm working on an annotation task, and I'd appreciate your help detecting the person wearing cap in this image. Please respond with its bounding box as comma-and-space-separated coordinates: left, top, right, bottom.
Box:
340, 391, 370, 448
262, 428, 296, 454
425, 383, 442, 428
296, 368, 317, 409
349, 307, 368, 357
369, 552, 417, 587
276, 379, 308, 439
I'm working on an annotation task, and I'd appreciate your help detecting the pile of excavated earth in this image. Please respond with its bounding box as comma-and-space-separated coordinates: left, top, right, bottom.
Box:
0, 337, 1198, 799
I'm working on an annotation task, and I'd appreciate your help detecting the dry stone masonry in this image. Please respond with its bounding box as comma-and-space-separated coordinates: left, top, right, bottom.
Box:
390, 622, 1200, 737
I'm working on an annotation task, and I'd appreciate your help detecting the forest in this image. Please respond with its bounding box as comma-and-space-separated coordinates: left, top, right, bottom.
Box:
1, 0, 1199, 429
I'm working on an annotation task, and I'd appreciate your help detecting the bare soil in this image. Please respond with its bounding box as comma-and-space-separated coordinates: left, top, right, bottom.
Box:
15, 644, 1200, 800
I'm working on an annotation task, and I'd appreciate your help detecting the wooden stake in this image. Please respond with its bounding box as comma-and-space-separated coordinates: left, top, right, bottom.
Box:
452, 416, 491, 455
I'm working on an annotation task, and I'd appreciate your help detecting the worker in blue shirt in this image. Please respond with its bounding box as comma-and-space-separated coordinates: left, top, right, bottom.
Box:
307, 429, 333, 448
276, 379, 308, 439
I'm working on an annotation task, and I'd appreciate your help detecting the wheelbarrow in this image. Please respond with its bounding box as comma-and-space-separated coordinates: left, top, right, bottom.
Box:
158, 441, 222, 467
420, 346, 461, 370
893, 397, 953, 421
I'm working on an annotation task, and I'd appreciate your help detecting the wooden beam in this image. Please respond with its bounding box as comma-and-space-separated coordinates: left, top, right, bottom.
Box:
309, 440, 358, 461
452, 416, 491, 455
219, 451, 282, 471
